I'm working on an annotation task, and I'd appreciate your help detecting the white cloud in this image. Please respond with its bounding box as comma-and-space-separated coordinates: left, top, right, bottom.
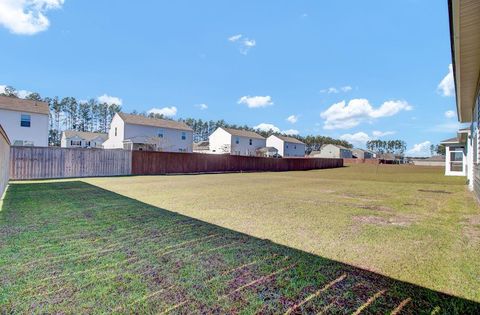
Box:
238, 95, 273, 108
340, 132, 370, 146
254, 123, 299, 135
228, 34, 242, 42
147, 106, 177, 117
195, 103, 208, 110
0, 0, 64, 35
286, 115, 298, 124
320, 99, 413, 130
372, 130, 395, 137
437, 64, 455, 97
320, 86, 352, 94
228, 34, 256, 55
444, 110, 456, 119
407, 141, 431, 156
97, 94, 123, 106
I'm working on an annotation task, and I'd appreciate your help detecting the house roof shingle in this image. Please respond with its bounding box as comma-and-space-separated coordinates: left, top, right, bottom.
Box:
440, 137, 460, 144
221, 127, 265, 139
321, 143, 351, 150
117, 113, 193, 131
271, 135, 304, 144
0, 95, 49, 115
63, 130, 108, 141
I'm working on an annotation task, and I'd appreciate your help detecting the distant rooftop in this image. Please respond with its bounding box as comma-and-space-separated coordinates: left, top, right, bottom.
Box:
118, 113, 193, 131
220, 127, 265, 139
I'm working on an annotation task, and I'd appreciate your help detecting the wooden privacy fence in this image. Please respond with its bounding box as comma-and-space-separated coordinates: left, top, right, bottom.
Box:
343, 158, 380, 165
10, 147, 132, 180
9, 147, 343, 180
132, 151, 343, 175
0, 125, 10, 196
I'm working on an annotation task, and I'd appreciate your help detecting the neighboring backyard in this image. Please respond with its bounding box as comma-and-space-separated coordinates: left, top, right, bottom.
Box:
1, 164, 479, 313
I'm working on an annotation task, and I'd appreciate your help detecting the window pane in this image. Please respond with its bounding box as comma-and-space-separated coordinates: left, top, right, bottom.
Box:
20, 114, 31, 127
450, 151, 463, 161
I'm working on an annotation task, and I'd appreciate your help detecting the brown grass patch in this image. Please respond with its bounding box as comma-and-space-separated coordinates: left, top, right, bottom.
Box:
353, 215, 414, 227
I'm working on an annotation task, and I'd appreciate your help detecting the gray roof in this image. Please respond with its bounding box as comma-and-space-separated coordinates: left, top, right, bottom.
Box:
118, 113, 193, 131
63, 130, 108, 141
0, 95, 49, 115
257, 146, 278, 152
270, 135, 304, 144
321, 144, 351, 150
221, 127, 265, 139
440, 137, 460, 144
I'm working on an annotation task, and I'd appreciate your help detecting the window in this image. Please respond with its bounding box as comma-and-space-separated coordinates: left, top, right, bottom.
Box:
158, 129, 164, 138
181, 132, 186, 140
249, 139, 252, 145
70, 140, 82, 146
450, 147, 464, 172
286, 144, 289, 149
114, 127, 118, 136
294, 145, 297, 149
20, 114, 31, 127
235, 137, 240, 144
86, 141, 91, 147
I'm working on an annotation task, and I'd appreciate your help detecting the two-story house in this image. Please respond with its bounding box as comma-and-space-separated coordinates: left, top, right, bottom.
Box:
266, 135, 305, 157
61, 130, 108, 148
103, 113, 193, 152
0, 96, 49, 146
209, 127, 266, 156
309, 144, 353, 158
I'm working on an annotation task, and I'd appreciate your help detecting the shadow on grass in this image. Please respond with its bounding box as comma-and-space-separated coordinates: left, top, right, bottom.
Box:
1, 181, 479, 314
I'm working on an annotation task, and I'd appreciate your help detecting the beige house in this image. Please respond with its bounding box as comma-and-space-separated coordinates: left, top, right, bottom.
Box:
310, 144, 352, 158
445, 0, 480, 196
103, 113, 193, 152
61, 130, 108, 148
209, 127, 266, 156
0, 96, 49, 147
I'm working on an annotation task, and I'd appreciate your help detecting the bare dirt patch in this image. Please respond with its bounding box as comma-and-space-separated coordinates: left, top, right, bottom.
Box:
353, 215, 414, 227
357, 205, 394, 212
418, 189, 452, 194
463, 215, 480, 242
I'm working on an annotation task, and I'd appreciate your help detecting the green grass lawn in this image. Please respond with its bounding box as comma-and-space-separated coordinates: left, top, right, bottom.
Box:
1, 164, 479, 313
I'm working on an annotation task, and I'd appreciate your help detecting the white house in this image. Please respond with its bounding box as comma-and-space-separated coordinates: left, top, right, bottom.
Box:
0, 95, 49, 147
103, 113, 194, 152
61, 130, 108, 148
266, 135, 305, 157
310, 144, 352, 158
209, 127, 266, 156
446, 0, 480, 195
352, 148, 374, 159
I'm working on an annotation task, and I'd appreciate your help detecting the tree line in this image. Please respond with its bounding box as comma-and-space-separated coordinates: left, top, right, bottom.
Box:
2, 86, 353, 151
366, 140, 407, 155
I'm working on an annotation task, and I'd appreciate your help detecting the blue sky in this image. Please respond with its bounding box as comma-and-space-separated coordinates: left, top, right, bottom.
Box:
0, 0, 461, 155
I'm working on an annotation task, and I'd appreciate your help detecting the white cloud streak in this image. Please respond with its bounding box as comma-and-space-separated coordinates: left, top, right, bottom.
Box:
437, 64, 455, 97
147, 106, 178, 117
320, 99, 412, 130
228, 34, 256, 55
320, 85, 352, 94
0, 0, 64, 35
407, 141, 431, 156
97, 94, 123, 106
254, 123, 299, 135
286, 115, 298, 124
195, 103, 208, 110
238, 95, 273, 108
